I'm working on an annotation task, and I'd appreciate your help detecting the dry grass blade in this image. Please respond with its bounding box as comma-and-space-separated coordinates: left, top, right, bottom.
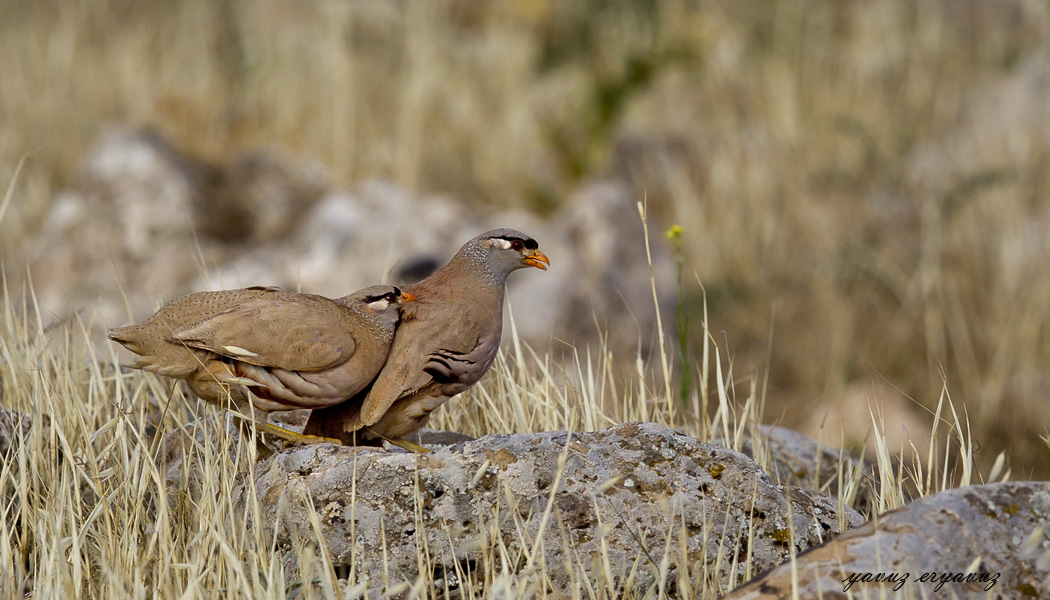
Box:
0, 269, 988, 598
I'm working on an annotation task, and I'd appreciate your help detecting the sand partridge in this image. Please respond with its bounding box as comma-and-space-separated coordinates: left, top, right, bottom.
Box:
108, 284, 414, 444
303, 228, 549, 450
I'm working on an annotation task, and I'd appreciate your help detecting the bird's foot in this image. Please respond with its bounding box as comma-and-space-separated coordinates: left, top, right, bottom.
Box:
257, 422, 342, 446
386, 438, 430, 454
362, 427, 430, 453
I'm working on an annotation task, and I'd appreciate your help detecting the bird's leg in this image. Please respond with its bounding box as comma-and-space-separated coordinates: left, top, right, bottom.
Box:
256, 421, 343, 446
387, 438, 430, 454
228, 403, 342, 446
363, 427, 430, 454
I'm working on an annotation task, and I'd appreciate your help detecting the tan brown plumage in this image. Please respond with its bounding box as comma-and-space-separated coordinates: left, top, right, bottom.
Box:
108, 285, 412, 443
303, 228, 549, 449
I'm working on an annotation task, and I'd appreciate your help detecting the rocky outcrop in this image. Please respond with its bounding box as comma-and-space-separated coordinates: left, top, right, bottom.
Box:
241, 422, 862, 597
725, 481, 1050, 599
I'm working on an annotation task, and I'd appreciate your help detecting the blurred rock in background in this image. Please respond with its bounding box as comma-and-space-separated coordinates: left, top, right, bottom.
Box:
25, 128, 214, 322
23, 128, 674, 357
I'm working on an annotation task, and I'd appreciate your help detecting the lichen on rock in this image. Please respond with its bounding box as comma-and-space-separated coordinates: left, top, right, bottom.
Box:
239, 422, 861, 597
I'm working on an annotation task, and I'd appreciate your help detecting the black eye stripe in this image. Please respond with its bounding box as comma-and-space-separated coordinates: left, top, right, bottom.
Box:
494, 236, 538, 249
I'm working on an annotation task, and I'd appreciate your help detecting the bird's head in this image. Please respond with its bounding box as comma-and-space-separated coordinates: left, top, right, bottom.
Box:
470, 228, 550, 280
347, 285, 417, 328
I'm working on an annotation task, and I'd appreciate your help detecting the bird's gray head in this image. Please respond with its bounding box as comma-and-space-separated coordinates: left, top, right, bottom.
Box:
460, 228, 550, 286
345, 285, 416, 329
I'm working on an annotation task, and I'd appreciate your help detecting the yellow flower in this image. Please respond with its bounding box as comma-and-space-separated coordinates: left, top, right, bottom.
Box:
665, 224, 683, 241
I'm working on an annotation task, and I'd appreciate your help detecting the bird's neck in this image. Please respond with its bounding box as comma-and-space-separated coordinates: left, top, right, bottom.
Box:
413, 250, 507, 297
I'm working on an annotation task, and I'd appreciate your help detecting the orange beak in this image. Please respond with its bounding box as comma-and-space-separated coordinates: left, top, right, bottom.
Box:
522, 250, 550, 271
401, 291, 418, 302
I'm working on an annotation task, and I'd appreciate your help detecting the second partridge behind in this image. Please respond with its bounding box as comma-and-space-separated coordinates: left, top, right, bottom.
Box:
108, 285, 413, 443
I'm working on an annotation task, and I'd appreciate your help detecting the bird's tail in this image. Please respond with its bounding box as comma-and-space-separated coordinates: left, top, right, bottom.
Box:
106, 325, 142, 354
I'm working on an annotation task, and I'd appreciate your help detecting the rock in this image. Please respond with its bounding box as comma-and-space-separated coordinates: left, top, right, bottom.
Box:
27, 128, 213, 327
733, 425, 876, 511
197, 181, 485, 293
155, 407, 471, 502
410, 429, 476, 446
241, 422, 862, 597
724, 481, 1050, 599
26, 128, 328, 330
193, 150, 328, 244
545, 181, 676, 354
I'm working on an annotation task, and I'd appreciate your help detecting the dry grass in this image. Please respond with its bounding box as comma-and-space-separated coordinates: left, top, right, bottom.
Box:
2, 0, 1049, 478
0, 228, 990, 597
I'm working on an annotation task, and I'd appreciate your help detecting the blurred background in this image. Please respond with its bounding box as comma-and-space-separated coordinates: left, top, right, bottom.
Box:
2, 0, 1049, 476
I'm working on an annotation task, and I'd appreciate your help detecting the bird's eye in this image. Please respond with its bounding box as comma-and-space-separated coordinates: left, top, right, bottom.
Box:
511, 240, 524, 251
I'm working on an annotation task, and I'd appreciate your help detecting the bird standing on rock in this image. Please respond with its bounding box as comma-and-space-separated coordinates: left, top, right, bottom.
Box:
108, 285, 414, 445
303, 228, 549, 451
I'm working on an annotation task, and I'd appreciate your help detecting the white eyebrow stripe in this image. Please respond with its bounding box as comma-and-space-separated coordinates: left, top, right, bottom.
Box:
492, 238, 512, 250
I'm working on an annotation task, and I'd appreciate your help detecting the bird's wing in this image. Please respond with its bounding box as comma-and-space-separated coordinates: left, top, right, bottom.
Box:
358, 298, 496, 427
358, 330, 439, 427
167, 296, 357, 372
421, 332, 498, 384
